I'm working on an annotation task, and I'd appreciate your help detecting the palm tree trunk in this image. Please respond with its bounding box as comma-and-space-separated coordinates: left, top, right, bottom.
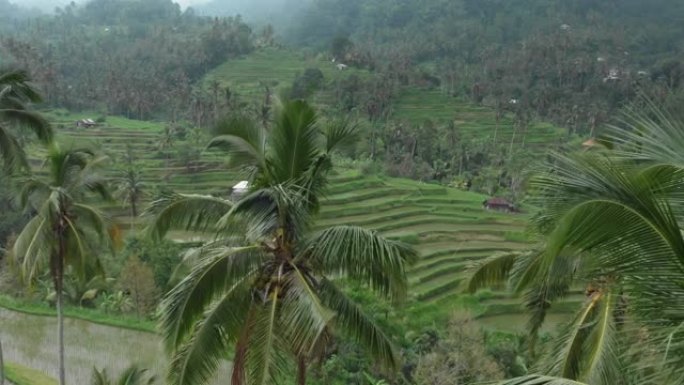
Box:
296, 356, 307, 385
55, 233, 67, 385
0, 339, 4, 385
509, 125, 517, 157
131, 197, 138, 218
56, 276, 66, 385
130, 198, 138, 233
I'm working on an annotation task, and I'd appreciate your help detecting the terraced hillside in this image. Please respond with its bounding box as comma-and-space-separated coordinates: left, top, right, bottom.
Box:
320, 171, 576, 330
204, 48, 370, 104
393, 88, 566, 148
320, 172, 528, 300
39, 110, 240, 228
206, 48, 567, 149
31, 110, 576, 333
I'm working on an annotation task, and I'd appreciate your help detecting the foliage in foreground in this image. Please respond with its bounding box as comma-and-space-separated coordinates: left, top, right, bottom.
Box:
12, 145, 115, 385
413, 315, 504, 385
91, 365, 155, 385
470, 100, 684, 385
148, 100, 417, 385
0, 67, 52, 171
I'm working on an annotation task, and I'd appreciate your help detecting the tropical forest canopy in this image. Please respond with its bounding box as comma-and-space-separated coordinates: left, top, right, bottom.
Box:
1, 1, 684, 385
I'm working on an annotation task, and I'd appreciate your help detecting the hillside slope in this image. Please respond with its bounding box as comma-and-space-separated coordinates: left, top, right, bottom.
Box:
37, 110, 574, 333
205, 48, 566, 148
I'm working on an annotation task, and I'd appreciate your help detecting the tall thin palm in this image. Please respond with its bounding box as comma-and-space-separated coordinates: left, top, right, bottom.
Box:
0, 68, 53, 171
147, 100, 417, 385
13, 146, 115, 385
115, 165, 145, 221
469, 100, 684, 385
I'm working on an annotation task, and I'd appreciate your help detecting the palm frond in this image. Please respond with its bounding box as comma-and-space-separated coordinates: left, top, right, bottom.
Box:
0, 68, 52, 171
496, 375, 588, 385
533, 154, 684, 280
73, 203, 110, 238
19, 177, 50, 209
520, 253, 576, 343
0, 68, 43, 103
12, 214, 52, 283
91, 367, 110, 385
0, 124, 29, 171
245, 265, 290, 385
305, 225, 417, 301
168, 281, 253, 385
117, 366, 154, 385
318, 278, 397, 370
146, 193, 233, 240
607, 96, 684, 168
0, 108, 52, 144
280, 263, 334, 356
324, 118, 358, 153
269, 100, 320, 183
208, 114, 266, 171
225, 184, 312, 243
545, 290, 622, 384
467, 251, 520, 293
159, 246, 264, 351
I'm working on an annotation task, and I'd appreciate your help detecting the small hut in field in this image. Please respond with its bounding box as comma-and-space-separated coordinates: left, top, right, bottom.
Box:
76, 118, 97, 128
483, 197, 517, 213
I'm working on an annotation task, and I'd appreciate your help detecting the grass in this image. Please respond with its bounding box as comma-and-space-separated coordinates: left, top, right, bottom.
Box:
0, 294, 155, 333
204, 48, 369, 103
5, 362, 58, 385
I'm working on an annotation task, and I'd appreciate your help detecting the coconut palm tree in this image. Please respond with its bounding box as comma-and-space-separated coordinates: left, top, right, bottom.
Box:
115, 144, 146, 228
147, 100, 417, 385
91, 365, 155, 385
12, 145, 116, 385
115, 163, 145, 220
0, 68, 53, 171
470, 100, 684, 385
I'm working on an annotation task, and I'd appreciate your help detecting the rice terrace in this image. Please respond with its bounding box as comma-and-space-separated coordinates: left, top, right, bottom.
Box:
1, 1, 684, 385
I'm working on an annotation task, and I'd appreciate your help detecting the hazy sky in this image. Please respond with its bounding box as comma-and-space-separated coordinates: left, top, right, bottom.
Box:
16, 0, 211, 11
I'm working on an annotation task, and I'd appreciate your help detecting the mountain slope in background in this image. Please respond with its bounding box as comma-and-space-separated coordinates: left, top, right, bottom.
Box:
195, 0, 310, 27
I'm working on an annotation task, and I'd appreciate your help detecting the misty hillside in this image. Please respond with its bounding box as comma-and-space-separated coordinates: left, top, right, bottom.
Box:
195, 0, 310, 27
3, 2, 684, 384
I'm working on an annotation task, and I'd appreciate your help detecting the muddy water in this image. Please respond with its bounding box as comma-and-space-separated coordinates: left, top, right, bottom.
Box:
0, 308, 228, 384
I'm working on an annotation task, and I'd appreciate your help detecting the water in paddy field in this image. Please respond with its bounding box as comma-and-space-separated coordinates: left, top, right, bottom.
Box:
0, 308, 229, 384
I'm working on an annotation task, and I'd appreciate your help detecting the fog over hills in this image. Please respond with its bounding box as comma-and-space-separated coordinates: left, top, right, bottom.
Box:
195, 0, 310, 25
11, 0, 211, 12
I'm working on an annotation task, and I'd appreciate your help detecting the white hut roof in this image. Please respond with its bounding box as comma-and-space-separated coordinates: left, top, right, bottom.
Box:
233, 181, 249, 190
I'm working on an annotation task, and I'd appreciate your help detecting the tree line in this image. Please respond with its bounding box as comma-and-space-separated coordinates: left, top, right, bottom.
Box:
289, 0, 684, 136
1, 0, 253, 120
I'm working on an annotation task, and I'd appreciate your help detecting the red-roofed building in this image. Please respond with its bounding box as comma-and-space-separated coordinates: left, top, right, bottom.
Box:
483, 197, 517, 213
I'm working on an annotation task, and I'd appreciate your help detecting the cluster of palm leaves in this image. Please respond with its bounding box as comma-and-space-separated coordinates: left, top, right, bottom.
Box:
469, 99, 684, 385
0, 68, 52, 171
92, 366, 156, 385
147, 100, 417, 385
